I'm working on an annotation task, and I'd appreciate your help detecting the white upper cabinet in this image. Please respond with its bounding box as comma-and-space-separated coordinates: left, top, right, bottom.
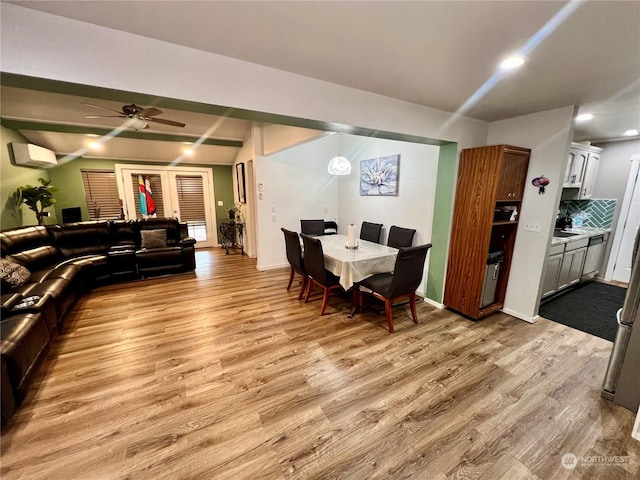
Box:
563, 143, 602, 199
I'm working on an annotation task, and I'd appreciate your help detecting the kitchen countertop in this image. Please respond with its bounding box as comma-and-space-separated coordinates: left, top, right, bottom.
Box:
551, 227, 611, 245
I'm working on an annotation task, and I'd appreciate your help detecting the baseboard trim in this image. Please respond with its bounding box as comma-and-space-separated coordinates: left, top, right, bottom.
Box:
424, 297, 445, 309
257, 262, 289, 272
502, 307, 539, 323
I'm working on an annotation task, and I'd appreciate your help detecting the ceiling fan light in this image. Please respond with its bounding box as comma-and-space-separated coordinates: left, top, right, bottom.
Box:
328, 155, 351, 175
123, 117, 148, 130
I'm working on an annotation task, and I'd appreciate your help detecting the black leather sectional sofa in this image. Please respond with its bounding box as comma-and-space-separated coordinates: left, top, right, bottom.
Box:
0, 218, 196, 428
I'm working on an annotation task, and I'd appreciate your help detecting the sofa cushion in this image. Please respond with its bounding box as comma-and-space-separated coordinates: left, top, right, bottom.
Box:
140, 229, 167, 249
47, 222, 111, 258
0, 258, 30, 287
7, 246, 61, 272
0, 226, 50, 258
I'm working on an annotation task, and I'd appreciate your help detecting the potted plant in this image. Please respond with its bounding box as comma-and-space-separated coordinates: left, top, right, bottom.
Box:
18, 177, 58, 225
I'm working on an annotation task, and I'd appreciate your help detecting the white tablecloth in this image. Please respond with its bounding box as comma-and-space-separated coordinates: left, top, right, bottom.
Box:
318, 234, 398, 289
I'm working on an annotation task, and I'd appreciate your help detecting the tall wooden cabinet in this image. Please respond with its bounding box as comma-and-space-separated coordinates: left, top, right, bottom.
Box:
444, 145, 531, 320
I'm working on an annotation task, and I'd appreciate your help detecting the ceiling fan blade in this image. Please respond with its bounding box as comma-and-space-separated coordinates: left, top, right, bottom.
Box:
139, 107, 163, 117
82, 102, 124, 115
85, 115, 126, 119
146, 117, 186, 128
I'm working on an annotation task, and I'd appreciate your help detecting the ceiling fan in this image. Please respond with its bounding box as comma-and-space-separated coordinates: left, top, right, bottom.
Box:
82, 102, 186, 129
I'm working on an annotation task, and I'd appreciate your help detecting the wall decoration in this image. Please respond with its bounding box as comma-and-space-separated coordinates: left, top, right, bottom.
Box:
531, 175, 550, 194
236, 163, 246, 203
360, 154, 400, 196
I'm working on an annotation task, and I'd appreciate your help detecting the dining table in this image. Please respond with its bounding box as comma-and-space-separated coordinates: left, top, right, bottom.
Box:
317, 234, 398, 290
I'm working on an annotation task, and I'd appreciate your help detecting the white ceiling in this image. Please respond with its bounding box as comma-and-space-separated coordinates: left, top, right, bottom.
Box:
4, 0, 640, 159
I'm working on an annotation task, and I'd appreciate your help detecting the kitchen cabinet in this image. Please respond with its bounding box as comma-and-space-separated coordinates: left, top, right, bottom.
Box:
556, 238, 589, 291
542, 243, 565, 298
564, 148, 587, 187
444, 144, 531, 320
580, 151, 600, 199
542, 253, 563, 298
563, 143, 602, 198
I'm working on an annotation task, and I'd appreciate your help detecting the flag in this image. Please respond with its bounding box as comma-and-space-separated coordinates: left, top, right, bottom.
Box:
138, 175, 157, 217
138, 175, 147, 216
144, 176, 157, 217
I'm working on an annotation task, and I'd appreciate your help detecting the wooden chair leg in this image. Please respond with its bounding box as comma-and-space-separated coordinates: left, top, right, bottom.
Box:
320, 287, 330, 316
286, 267, 295, 290
305, 280, 313, 303
384, 299, 394, 333
297, 276, 308, 300
409, 292, 419, 324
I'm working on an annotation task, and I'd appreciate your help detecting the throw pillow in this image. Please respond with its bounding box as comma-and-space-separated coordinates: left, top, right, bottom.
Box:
0, 258, 31, 287
141, 229, 167, 249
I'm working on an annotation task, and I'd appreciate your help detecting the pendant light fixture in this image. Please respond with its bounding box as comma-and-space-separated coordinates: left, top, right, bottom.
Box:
328, 133, 351, 175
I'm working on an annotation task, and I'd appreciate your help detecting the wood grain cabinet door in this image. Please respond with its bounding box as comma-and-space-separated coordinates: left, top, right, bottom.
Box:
496, 151, 530, 201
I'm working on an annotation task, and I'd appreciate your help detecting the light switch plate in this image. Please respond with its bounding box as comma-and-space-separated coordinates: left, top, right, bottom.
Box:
217, 201, 223, 206
523, 221, 542, 232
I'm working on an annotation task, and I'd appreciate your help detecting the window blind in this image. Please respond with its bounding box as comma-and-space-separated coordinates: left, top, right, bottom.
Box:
175, 175, 206, 224
81, 169, 122, 220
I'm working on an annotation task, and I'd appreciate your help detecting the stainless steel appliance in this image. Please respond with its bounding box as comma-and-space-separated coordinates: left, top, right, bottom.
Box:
480, 250, 504, 308
602, 230, 640, 411
581, 234, 605, 280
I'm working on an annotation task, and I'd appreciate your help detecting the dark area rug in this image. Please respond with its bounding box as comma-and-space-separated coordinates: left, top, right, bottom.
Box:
539, 281, 627, 342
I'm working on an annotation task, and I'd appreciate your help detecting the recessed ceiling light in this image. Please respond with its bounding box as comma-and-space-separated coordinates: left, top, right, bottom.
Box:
623, 129, 638, 136
499, 55, 526, 70
576, 113, 595, 122
183, 148, 194, 156
88, 142, 102, 150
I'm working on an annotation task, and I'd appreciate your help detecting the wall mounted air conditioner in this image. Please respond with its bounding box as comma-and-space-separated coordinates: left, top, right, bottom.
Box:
10, 143, 58, 168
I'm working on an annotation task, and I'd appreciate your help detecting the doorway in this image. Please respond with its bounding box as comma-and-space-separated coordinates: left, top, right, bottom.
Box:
609, 154, 640, 283
115, 164, 218, 248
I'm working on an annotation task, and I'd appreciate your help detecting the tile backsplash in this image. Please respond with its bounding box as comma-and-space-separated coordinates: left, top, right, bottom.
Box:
560, 199, 617, 228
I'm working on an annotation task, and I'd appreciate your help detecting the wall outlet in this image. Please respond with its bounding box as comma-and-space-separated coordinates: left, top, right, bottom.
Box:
217, 200, 223, 206
523, 221, 542, 232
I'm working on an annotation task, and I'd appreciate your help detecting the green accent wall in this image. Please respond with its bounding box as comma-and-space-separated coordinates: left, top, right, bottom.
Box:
48, 158, 234, 244
426, 142, 458, 304
0, 126, 58, 229
212, 165, 234, 239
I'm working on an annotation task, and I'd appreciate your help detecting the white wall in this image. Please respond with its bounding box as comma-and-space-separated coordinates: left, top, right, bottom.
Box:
253, 132, 439, 294
337, 136, 439, 244
487, 106, 576, 322
592, 139, 640, 276
0, 3, 489, 149
593, 139, 640, 218
254, 135, 340, 270
337, 135, 440, 295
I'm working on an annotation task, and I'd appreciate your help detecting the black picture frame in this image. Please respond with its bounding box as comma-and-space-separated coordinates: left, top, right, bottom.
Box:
236, 163, 246, 203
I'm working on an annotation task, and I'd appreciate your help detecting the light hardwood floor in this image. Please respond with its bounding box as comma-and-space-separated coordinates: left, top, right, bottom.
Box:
1, 248, 638, 479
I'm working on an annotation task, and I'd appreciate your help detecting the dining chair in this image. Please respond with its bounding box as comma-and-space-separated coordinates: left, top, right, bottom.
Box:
387, 225, 416, 249
300, 219, 325, 236
357, 243, 431, 332
281, 228, 308, 300
360, 221, 383, 244
323, 220, 338, 235
300, 233, 342, 315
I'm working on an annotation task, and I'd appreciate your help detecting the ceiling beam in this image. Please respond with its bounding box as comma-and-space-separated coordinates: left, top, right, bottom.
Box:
0, 118, 243, 147
1, 73, 451, 146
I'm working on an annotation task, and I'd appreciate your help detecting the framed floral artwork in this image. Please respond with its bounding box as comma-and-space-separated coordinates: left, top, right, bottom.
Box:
359, 154, 399, 196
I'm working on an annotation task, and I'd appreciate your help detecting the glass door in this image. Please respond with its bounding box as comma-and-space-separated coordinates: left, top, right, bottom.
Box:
117, 165, 217, 248
167, 172, 216, 247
